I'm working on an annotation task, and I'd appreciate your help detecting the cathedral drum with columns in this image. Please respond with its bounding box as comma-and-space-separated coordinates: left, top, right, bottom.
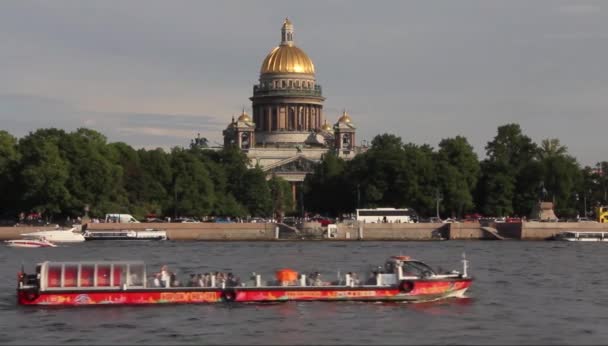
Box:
223, 18, 366, 200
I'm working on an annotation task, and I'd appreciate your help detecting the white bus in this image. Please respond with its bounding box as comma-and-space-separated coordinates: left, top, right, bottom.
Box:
356, 208, 418, 223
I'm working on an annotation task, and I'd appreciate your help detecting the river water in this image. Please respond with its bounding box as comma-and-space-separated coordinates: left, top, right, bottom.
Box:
0, 240, 606, 345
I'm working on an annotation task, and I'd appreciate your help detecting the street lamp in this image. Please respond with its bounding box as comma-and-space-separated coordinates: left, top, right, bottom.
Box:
435, 189, 443, 219
574, 193, 579, 219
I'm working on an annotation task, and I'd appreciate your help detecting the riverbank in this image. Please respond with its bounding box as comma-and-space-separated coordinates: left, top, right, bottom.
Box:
1, 221, 606, 241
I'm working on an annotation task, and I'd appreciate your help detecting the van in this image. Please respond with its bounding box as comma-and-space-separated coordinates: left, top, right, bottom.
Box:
104, 214, 140, 223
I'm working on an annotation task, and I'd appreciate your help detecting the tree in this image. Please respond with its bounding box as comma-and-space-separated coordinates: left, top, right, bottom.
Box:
0, 131, 20, 218
17, 129, 71, 219
435, 136, 480, 217
536, 138, 581, 217
478, 124, 538, 217
169, 147, 216, 218
61, 129, 129, 218
238, 168, 272, 217
269, 175, 295, 219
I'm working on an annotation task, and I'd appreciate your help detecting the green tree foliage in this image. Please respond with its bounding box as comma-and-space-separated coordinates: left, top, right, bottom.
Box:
304, 152, 351, 215
61, 129, 129, 217
268, 175, 295, 219
0, 131, 20, 217
477, 124, 539, 217
16, 129, 71, 219
169, 147, 215, 218
238, 168, 272, 217
0, 126, 600, 222
536, 138, 582, 217
435, 136, 480, 218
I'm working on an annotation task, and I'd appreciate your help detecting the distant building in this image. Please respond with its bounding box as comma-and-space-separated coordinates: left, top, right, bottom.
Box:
222, 18, 367, 202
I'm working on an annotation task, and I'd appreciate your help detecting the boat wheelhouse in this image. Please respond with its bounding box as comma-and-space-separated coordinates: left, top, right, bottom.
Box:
17, 255, 472, 306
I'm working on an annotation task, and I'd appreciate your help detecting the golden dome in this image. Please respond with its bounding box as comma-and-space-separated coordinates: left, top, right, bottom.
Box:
237, 110, 251, 122
321, 121, 332, 132
261, 45, 315, 75
260, 19, 315, 75
337, 110, 352, 124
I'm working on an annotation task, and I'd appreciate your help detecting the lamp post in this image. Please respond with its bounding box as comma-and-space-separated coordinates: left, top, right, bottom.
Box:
435, 189, 443, 219
574, 193, 579, 219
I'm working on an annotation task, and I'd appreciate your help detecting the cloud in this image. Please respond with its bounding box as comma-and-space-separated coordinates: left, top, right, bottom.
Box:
0, 93, 221, 149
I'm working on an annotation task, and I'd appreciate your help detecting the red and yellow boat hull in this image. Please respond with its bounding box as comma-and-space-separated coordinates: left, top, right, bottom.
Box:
18, 278, 472, 306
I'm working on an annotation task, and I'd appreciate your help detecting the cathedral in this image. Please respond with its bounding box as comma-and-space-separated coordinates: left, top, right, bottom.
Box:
223, 18, 366, 201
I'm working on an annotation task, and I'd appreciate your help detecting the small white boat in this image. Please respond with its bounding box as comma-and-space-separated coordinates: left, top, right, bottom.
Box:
555, 231, 608, 242
5, 237, 57, 248
21, 226, 85, 243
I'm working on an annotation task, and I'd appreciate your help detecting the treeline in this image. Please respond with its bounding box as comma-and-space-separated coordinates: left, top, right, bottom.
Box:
1, 124, 606, 222
0, 128, 294, 221
304, 124, 608, 219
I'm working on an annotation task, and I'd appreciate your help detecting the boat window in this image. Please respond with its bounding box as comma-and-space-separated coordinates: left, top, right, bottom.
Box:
401, 261, 436, 276
64, 265, 78, 287
97, 265, 111, 287
47, 264, 62, 288
384, 261, 395, 273
128, 264, 145, 286
112, 264, 126, 287
80, 265, 95, 287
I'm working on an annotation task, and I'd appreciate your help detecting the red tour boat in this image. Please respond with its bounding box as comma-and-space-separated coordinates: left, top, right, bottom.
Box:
17, 255, 472, 306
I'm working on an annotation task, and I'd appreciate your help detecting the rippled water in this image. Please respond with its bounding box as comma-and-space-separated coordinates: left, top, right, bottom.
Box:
1, 240, 607, 345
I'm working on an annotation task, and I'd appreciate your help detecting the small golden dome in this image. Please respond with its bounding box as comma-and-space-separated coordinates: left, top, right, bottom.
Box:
321, 121, 332, 132
337, 110, 352, 124
261, 45, 315, 75
237, 110, 251, 122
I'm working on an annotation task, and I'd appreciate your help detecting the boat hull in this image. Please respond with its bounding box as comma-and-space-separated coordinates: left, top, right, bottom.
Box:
84, 236, 166, 241
18, 279, 472, 306
6, 241, 56, 248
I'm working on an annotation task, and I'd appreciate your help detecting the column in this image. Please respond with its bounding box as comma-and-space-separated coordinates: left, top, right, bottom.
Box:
291, 183, 297, 207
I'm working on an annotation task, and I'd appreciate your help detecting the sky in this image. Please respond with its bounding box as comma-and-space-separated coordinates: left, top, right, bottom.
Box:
1, 1, 607, 166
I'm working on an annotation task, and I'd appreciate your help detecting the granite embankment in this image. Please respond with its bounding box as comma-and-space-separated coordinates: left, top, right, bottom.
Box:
0, 221, 606, 241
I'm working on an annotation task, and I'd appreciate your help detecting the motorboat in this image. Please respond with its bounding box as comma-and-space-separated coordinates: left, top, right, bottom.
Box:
16, 255, 472, 306
6, 237, 57, 248
83, 229, 167, 241
21, 226, 85, 243
555, 231, 608, 242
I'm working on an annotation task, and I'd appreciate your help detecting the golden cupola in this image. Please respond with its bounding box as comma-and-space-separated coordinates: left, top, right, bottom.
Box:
337, 110, 353, 124
260, 18, 315, 75
237, 109, 251, 122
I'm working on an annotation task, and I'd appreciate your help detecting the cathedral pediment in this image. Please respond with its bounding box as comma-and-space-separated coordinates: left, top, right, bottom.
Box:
263, 155, 318, 174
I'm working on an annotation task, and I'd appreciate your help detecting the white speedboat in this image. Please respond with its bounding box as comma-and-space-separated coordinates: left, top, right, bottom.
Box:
555, 231, 608, 242
5, 237, 57, 248
21, 226, 85, 243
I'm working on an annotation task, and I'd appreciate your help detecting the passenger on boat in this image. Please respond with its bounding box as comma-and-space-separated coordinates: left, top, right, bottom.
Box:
188, 274, 198, 287
129, 272, 141, 286
365, 271, 378, 285
200, 273, 211, 287
160, 265, 171, 288
153, 273, 162, 287
226, 273, 241, 287
351, 272, 360, 286
311, 272, 323, 286
170, 272, 180, 287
